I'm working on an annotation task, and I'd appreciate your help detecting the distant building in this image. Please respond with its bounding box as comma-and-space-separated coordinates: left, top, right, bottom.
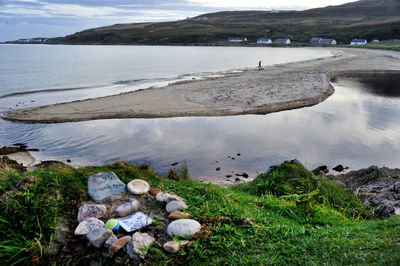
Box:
310, 37, 323, 45
310, 37, 337, 45
371, 39, 380, 44
228, 37, 248, 42
320, 39, 337, 45
257, 38, 272, 44
18, 39, 29, 43
274, 38, 291, 45
350, 39, 367, 45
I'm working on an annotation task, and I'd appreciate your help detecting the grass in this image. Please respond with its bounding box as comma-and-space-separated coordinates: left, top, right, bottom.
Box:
0, 161, 399, 265
339, 42, 400, 52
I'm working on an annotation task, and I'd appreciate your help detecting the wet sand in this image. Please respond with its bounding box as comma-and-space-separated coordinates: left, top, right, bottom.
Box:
3, 48, 400, 123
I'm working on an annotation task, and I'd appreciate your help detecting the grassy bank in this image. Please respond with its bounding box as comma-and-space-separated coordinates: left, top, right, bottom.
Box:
1, 161, 399, 265
339, 42, 400, 52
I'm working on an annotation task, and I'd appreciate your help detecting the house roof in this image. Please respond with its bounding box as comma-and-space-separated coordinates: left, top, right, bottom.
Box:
351, 39, 367, 42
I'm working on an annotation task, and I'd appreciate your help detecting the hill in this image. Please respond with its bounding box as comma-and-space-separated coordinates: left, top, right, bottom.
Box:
55, 0, 400, 44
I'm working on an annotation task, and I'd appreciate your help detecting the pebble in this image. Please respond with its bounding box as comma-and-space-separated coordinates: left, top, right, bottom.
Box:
104, 234, 117, 249
156, 192, 185, 203
87, 172, 126, 202
126, 232, 155, 259
86, 228, 113, 248
77, 204, 107, 222
109, 236, 131, 256
167, 219, 201, 237
168, 211, 191, 220
74, 218, 105, 235
166, 200, 188, 213
163, 240, 189, 253
149, 187, 162, 196
127, 179, 150, 194
112, 198, 140, 217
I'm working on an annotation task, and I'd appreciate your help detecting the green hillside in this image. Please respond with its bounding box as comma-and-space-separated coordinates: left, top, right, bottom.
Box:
54, 0, 400, 45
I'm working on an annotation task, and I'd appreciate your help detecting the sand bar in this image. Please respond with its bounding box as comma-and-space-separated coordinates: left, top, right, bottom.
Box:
3, 48, 400, 123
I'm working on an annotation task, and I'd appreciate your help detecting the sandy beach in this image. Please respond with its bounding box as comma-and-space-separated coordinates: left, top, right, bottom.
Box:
3, 48, 400, 123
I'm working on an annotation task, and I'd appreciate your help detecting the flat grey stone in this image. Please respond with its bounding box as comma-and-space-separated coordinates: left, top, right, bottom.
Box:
126, 232, 155, 259
88, 172, 126, 202
87, 227, 112, 248
77, 204, 107, 222
113, 198, 140, 217
163, 240, 188, 253
74, 218, 105, 235
167, 219, 201, 237
104, 234, 118, 249
166, 200, 187, 213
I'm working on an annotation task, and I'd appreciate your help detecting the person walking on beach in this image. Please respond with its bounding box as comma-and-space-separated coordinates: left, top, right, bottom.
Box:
258, 60, 262, 70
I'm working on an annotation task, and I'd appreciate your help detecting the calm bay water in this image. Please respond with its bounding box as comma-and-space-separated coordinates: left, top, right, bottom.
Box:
1, 44, 399, 184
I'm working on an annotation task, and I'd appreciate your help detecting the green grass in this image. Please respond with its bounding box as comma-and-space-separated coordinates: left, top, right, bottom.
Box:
0, 161, 399, 265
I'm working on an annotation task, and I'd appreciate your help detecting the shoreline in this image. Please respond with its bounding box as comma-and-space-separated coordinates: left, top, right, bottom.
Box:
3, 48, 400, 123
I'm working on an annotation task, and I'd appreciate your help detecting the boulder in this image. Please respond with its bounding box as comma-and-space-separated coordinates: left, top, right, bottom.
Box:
77, 204, 107, 222
88, 172, 126, 202
167, 219, 201, 237
375, 203, 395, 219
112, 198, 140, 217
166, 200, 187, 213
127, 179, 150, 194
86, 228, 113, 248
333, 165, 344, 172
74, 218, 105, 235
126, 232, 155, 259
109, 236, 131, 256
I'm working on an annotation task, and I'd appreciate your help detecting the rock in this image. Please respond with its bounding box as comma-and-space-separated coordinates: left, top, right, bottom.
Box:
77, 204, 107, 222
216, 167, 221, 171
312, 165, 329, 175
126, 232, 155, 259
166, 200, 187, 213
112, 198, 140, 217
127, 179, 150, 194
156, 192, 185, 203
105, 219, 120, 231
375, 203, 395, 219
104, 234, 117, 249
109, 194, 124, 202
168, 211, 191, 220
149, 187, 162, 196
86, 228, 113, 248
88, 172, 126, 202
74, 218, 105, 235
163, 240, 189, 253
333, 165, 344, 172
242, 173, 249, 178
167, 219, 201, 237
226, 175, 232, 178
109, 236, 131, 256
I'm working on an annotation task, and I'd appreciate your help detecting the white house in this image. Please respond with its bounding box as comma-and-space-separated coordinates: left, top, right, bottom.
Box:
257, 38, 272, 44
320, 39, 337, 45
371, 39, 380, 44
351, 39, 367, 45
274, 38, 291, 45
228, 37, 247, 42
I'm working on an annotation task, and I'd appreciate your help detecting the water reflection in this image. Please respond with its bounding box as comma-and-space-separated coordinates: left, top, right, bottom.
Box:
1, 78, 400, 183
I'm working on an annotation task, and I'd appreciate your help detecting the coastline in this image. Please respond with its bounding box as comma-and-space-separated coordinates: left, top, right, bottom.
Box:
3, 48, 400, 123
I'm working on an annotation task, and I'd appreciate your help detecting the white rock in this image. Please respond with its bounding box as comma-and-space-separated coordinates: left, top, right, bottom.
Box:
167, 219, 201, 237
104, 234, 118, 249
163, 240, 189, 253
127, 179, 150, 194
156, 192, 185, 203
126, 232, 155, 259
112, 198, 140, 217
74, 218, 105, 235
166, 200, 187, 213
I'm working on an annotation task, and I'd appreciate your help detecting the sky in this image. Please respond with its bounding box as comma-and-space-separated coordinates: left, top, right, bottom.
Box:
0, 0, 356, 42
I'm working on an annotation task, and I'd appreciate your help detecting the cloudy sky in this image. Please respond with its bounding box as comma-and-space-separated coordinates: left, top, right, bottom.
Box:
0, 0, 355, 41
